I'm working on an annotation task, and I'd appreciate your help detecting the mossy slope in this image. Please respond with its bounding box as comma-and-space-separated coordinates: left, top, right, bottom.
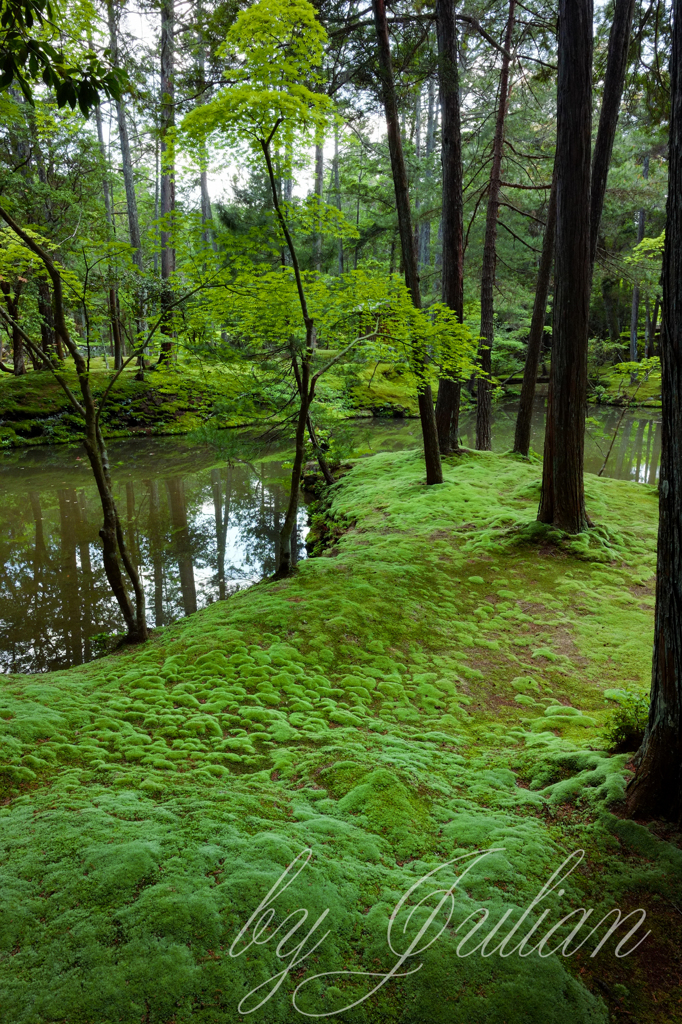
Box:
0, 451, 679, 1023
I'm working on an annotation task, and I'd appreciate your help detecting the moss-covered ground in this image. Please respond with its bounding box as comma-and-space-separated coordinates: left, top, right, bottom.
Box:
0, 451, 680, 1023
0, 357, 425, 450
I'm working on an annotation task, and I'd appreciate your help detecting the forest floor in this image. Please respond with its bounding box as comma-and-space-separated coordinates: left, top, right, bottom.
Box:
0, 450, 680, 1024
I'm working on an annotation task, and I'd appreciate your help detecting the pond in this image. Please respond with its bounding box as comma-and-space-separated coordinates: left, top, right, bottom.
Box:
0, 397, 661, 673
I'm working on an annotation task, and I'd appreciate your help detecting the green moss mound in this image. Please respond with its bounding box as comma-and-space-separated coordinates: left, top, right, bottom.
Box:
0, 450, 679, 1022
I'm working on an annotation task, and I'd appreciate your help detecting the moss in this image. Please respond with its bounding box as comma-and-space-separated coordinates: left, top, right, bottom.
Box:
0, 450, 679, 1022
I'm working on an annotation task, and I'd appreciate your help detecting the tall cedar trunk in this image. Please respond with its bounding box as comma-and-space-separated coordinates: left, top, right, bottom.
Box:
0, 203, 148, 643
314, 142, 324, 271
37, 279, 58, 360
434, 0, 464, 455
629, 153, 650, 361
196, 27, 216, 254
2, 283, 25, 375
107, 0, 145, 357
94, 86, 123, 370
372, 0, 442, 484
625, 3, 682, 822
419, 77, 435, 269
590, 0, 636, 265
476, 0, 515, 451
513, 171, 557, 456
537, 0, 592, 533
158, 0, 176, 362
334, 125, 343, 274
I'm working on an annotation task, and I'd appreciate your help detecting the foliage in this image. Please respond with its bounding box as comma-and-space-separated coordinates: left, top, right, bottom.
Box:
0, 0, 123, 112
603, 688, 651, 752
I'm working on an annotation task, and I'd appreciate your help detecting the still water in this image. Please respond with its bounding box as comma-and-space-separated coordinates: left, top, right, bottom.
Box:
0, 399, 661, 673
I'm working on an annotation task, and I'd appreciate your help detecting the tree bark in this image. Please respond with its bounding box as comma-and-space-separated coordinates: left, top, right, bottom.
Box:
537, 0, 592, 534
107, 0, 145, 367
629, 153, 650, 362
2, 282, 25, 375
589, 0, 636, 266
372, 0, 442, 484
476, 0, 515, 451
625, 2, 682, 822
314, 142, 324, 271
158, 0, 176, 363
418, 77, 435, 270
513, 170, 557, 456
94, 82, 124, 370
434, 0, 465, 456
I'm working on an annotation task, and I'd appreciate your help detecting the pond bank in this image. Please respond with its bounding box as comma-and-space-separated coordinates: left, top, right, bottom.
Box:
0, 450, 679, 1023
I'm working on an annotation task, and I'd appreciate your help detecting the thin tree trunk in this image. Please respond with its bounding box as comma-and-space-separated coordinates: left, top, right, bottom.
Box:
158, 0, 176, 363
277, 360, 311, 574
434, 0, 464, 455
314, 142, 324, 271
626, 2, 682, 822
650, 296, 660, 357
629, 153, 650, 362
372, 0, 442, 484
513, 170, 557, 456
590, 0, 636, 266
476, 0, 515, 451
537, 0, 593, 533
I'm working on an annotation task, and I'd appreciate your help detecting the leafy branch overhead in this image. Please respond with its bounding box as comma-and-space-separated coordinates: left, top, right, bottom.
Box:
0, 0, 124, 113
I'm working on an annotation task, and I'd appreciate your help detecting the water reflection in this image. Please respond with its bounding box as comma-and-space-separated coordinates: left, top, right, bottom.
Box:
0, 401, 662, 673
0, 442, 307, 673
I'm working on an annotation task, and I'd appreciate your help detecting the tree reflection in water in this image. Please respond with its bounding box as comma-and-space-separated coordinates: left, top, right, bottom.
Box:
0, 441, 308, 672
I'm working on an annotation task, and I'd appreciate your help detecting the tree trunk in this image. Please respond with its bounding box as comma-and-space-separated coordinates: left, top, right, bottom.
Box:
276, 360, 311, 576
334, 124, 343, 274
107, 0, 145, 363
513, 170, 557, 456
158, 0, 176, 363
590, 0, 636, 266
629, 153, 650, 362
476, 0, 515, 451
537, 0, 592, 534
650, 295, 660, 357
419, 77, 435, 270
94, 84, 124, 371
37, 279, 58, 361
372, 0, 442, 484
434, 0, 464, 456
314, 142, 324, 271
625, 3, 682, 822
